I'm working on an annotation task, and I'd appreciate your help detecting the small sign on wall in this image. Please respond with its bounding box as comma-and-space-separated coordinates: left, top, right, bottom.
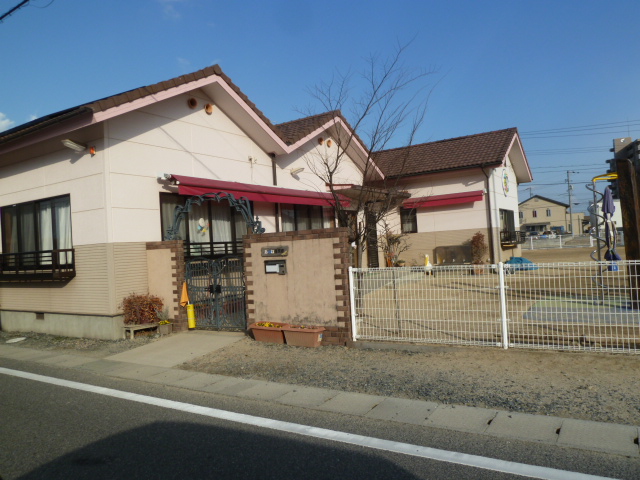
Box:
261, 246, 289, 257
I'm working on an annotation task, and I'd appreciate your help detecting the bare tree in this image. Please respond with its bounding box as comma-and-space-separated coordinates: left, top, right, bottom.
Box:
303, 41, 437, 267
378, 219, 411, 267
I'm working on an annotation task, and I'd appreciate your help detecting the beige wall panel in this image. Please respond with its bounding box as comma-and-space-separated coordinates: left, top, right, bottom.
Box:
44, 146, 104, 185
107, 140, 194, 177
114, 243, 149, 309
0, 243, 150, 318
417, 202, 487, 233
402, 228, 489, 265
108, 111, 193, 151
110, 175, 162, 210
0, 244, 112, 315
69, 174, 106, 212
111, 208, 161, 243
72, 209, 109, 246
250, 238, 338, 325
0, 311, 125, 340
0, 146, 103, 197
140, 91, 245, 134
146, 249, 174, 311
190, 122, 251, 160
189, 154, 270, 184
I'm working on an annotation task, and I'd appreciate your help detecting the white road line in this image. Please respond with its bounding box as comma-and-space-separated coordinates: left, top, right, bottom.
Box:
0, 367, 615, 480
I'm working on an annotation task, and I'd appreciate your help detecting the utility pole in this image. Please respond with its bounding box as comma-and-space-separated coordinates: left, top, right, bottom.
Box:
566, 170, 578, 235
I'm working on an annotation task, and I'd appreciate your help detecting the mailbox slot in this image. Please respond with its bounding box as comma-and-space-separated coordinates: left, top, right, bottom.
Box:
265, 259, 286, 275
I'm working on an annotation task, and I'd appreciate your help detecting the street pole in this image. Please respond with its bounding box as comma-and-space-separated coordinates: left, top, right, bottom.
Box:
567, 170, 578, 236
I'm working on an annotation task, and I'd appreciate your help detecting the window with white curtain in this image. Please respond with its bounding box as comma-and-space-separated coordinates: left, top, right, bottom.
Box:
1, 195, 72, 265
400, 208, 417, 234
160, 193, 250, 256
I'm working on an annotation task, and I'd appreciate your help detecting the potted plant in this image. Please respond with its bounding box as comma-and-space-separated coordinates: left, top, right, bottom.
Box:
470, 231, 489, 274
379, 220, 410, 267
249, 321, 289, 343
283, 324, 325, 347
157, 308, 172, 335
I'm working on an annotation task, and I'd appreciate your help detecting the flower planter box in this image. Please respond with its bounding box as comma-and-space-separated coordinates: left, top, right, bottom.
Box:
158, 323, 173, 335
249, 322, 289, 344
283, 325, 325, 348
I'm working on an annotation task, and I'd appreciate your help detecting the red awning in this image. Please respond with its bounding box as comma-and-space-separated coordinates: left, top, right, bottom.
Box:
403, 190, 484, 209
170, 175, 350, 207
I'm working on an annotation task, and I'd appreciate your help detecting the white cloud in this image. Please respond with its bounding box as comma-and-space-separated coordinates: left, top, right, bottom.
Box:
29, 114, 39, 121
0, 112, 15, 132
158, 0, 187, 20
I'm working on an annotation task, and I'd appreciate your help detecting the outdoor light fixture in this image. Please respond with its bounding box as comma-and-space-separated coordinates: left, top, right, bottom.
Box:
290, 167, 304, 176
61, 139, 86, 152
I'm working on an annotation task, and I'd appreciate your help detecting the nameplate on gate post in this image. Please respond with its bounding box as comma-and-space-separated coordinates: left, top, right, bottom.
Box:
261, 246, 289, 257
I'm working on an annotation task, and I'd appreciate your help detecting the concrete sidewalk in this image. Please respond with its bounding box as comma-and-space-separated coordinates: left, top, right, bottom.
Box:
0, 333, 638, 458
106, 330, 244, 367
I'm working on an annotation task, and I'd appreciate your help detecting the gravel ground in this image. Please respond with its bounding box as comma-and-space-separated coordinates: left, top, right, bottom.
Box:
2, 328, 639, 426
0, 330, 159, 357
179, 336, 640, 426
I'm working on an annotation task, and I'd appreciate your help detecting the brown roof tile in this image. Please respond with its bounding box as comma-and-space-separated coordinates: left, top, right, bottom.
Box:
276, 111, 341, 145
373, 128, 518, 178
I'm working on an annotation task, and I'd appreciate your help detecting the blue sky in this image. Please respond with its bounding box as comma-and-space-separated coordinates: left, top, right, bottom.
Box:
2, 0, 640, 211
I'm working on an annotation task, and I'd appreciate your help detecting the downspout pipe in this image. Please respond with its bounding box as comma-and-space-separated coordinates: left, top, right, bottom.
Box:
480, 165, 496, 263
270, 153, 280, 232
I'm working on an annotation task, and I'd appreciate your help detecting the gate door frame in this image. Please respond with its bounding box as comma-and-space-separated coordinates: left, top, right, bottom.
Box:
165, 192, 264, 330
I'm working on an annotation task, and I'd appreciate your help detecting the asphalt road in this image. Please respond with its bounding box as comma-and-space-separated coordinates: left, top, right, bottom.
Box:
1, 358, 638, 480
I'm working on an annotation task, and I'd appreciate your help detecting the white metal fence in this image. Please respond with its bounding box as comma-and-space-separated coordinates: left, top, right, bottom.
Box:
521, 234, 625, 250
349, 261, 640, 354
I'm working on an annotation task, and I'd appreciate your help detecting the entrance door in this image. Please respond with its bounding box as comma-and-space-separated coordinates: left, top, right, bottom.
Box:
185, 255, 246, 330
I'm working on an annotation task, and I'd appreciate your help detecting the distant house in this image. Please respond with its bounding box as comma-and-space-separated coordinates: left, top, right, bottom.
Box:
373, 128, 533, 265
518, 195, 582, 234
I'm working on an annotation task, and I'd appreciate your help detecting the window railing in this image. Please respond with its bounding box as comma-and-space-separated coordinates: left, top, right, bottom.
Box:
0, 249, 76, 281
500, 231, 526, 246
186, 241, 243, 258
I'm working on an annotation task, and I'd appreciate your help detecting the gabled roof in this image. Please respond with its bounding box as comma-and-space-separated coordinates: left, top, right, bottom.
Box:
519, 195, 569, 208
0, 65, 283, 148
0, 66, 375, 178
373, 128, 521, 178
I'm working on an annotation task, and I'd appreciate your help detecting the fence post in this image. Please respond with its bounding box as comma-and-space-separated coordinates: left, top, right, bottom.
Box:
348, 266, 358, 341
498, 262, 509, 349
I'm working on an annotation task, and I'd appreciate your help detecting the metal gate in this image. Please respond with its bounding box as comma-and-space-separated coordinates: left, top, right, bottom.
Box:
185, 255, 246, 330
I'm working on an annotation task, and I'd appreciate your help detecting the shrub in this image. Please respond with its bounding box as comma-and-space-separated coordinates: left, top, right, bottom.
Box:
120, 293, 164, 325
470, 231, 489, 264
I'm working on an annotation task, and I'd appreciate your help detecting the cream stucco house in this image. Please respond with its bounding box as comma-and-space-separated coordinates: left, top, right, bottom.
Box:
373, 128, 533, 265
0, 66, 370, 339
0, 65, 533, 340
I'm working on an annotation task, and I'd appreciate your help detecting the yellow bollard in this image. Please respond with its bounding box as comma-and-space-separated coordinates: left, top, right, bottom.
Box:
187, 304, 196, 329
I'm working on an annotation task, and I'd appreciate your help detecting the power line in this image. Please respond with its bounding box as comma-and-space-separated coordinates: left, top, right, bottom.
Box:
524, 130, 639, 139
522, 119, 640, 135
0, 0, 30, 23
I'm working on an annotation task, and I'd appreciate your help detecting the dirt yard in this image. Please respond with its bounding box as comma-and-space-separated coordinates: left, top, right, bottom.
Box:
180, 336, 640, 426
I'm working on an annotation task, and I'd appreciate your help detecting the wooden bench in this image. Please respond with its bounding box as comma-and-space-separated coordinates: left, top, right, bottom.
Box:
123, 323, 158, 340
